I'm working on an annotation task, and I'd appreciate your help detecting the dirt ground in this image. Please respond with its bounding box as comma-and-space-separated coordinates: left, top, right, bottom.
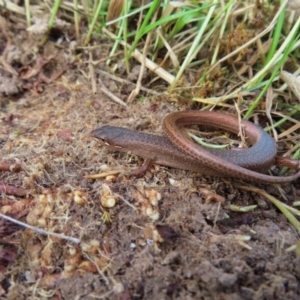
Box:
1, 14, 300, 300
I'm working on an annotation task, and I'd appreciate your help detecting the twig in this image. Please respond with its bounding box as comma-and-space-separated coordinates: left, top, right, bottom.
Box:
84, 170, 122, 179
0, 213, 81, 244
89, 52, 97, 94
98, 77, 127, 107
84, 253, 109, 286
0, 183, 29, 196
96, 69, 161, 96
115, 193, 138, 211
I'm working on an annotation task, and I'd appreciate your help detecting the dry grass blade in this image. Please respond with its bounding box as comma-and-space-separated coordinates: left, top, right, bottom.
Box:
128, 4, 158, 102
98, 77, 127, 107
280, 71, 300, 101
107, 0, 125, 22
96, 69, 161, 95
102, 28, 175, 83
0, 0, 43, 15
236, 185, 300, 233
237, 39, 272, 76
208, 0, 288, 74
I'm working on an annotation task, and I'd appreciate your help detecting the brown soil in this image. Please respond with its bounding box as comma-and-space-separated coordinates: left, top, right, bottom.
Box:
1, 14, 300, 300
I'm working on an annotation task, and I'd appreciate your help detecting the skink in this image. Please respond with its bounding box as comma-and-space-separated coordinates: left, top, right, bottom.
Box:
91, 111, 300, 184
